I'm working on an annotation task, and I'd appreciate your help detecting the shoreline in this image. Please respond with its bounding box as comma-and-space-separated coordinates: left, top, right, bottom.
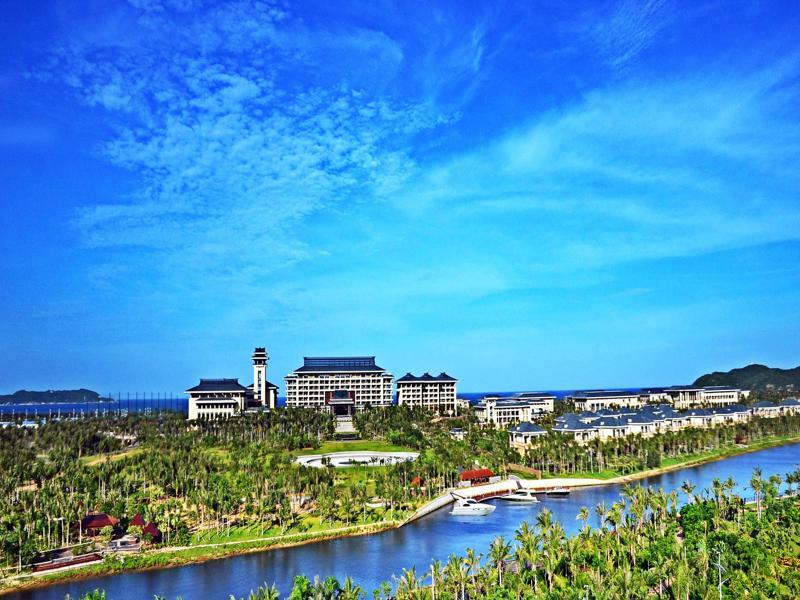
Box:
606, 433, 800, 484
4, 434, 800, 595
0, 520, 401, 596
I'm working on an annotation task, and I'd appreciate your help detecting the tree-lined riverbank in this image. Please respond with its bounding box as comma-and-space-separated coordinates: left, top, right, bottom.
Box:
5, 408, 800, 597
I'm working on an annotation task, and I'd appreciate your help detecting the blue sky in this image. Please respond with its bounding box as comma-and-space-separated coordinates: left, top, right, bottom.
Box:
1, 0, 799, 394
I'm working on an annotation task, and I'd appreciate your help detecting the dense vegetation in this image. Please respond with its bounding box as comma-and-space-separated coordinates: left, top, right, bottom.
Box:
75, 471, 800, 599
0, 409, 491, 572
0, 410, 351, 569
694, 363, 800, 393
5, 405, 800, 593
355, 405, 800, 477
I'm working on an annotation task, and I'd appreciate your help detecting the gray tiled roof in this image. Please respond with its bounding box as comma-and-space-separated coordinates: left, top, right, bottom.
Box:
186, 378, 247, 393
397, 372, 457, 382
510, 422, 546, 434
292, 356, 387, 373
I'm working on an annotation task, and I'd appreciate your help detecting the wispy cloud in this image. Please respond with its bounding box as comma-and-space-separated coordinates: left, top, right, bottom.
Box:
45, 1, 446, 294
591, 0, 673, 69
395, 59, 800, 278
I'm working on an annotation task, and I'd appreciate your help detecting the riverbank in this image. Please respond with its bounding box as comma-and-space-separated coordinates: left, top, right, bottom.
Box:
0, 520, 401, 596
6, 435, 800, 597
560, 432, 800, 484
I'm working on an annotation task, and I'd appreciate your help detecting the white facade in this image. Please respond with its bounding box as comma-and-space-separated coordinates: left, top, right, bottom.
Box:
396, 373, 458, 416
186, 379, 247, 420
251, 347, 277, 409
475, 393, 556, 427
285, 357, 393, 414
508, 423, 546, 451
665, 386, 744, 409
567, 391, 644, 412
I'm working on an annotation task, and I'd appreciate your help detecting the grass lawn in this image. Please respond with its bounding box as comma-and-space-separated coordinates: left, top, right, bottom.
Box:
189, 512, 397, 546
294, 440, 416, 456
81, 447, 143, 466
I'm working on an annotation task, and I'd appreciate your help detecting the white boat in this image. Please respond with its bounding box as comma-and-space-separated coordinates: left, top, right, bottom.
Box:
450, 497, 496, 516
500, 489, 540, 503
545, 487, 570, 497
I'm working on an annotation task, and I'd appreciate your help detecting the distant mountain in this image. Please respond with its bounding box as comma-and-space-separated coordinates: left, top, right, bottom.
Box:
0, 389, 110, 404
694, 364, 800, 392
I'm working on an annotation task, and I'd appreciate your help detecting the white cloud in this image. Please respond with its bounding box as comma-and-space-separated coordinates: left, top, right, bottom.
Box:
47, 1, 444, 297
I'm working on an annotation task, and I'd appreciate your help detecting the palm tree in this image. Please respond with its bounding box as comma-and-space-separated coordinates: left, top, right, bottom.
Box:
488, 536, 511, 586
681, 480, 696, 504
340, 577, 363, 600
577, 506, 591, 535
751, 467, 764, 521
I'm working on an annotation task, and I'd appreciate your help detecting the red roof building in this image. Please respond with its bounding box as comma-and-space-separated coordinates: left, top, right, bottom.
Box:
459, 468, 494, 483
142, 522, 163, 542
80, 513, 119, 534
130, 514, 145, 527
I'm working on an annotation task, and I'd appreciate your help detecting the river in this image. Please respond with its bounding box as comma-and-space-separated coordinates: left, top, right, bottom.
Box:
7, 442, 800, 600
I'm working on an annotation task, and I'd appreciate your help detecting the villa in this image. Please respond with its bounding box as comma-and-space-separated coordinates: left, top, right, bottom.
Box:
511, 400, 799, 450
508, 422, 546, 450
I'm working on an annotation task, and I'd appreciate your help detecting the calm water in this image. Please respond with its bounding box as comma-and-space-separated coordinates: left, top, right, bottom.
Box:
7, 442, 800, 600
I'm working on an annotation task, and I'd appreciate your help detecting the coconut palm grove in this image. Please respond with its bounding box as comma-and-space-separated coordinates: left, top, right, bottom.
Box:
3, 0, 800, 598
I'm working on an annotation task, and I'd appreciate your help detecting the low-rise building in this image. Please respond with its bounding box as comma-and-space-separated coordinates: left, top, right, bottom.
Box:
449, 427, 467, 441
396, 372, 458, 415
474, 392, 556, 427
665, 386, 744, 409
567, 390, 644, 412
187, 346, 279, 420
285, 356, 393, 415
511, 399, 795, 452
508, 422, 547, 451
186, 378, 248, 420
552, 417, 598, 444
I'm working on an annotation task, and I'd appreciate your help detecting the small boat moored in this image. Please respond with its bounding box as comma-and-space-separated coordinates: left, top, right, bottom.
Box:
545, 487, 570, 497
450, 495, 496, 516
499, 489, 540, 503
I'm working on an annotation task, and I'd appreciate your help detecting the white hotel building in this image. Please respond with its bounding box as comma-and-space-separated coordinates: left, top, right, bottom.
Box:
474, 393, 556, 427
396, 372, 458, 416
566, 390, 644, 412
664, 386, 745, 409
284, 356, 393, 415
186, 347, 278, 420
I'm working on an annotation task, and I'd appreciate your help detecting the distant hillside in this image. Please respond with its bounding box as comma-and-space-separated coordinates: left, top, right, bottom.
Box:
694, 364, 800, 392
0, 389, 110, 404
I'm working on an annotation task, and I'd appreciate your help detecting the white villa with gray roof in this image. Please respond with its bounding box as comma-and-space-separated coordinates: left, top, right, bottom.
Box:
509, 399, 799, 451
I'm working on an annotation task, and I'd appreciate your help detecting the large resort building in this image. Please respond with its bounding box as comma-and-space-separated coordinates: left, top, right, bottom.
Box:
566, 390, 644, 412
474, 392, 556, 427
396, 372, 458, 415
662, 385, 746, 409
284, 356, 393, 415
186, 347, 278, 420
